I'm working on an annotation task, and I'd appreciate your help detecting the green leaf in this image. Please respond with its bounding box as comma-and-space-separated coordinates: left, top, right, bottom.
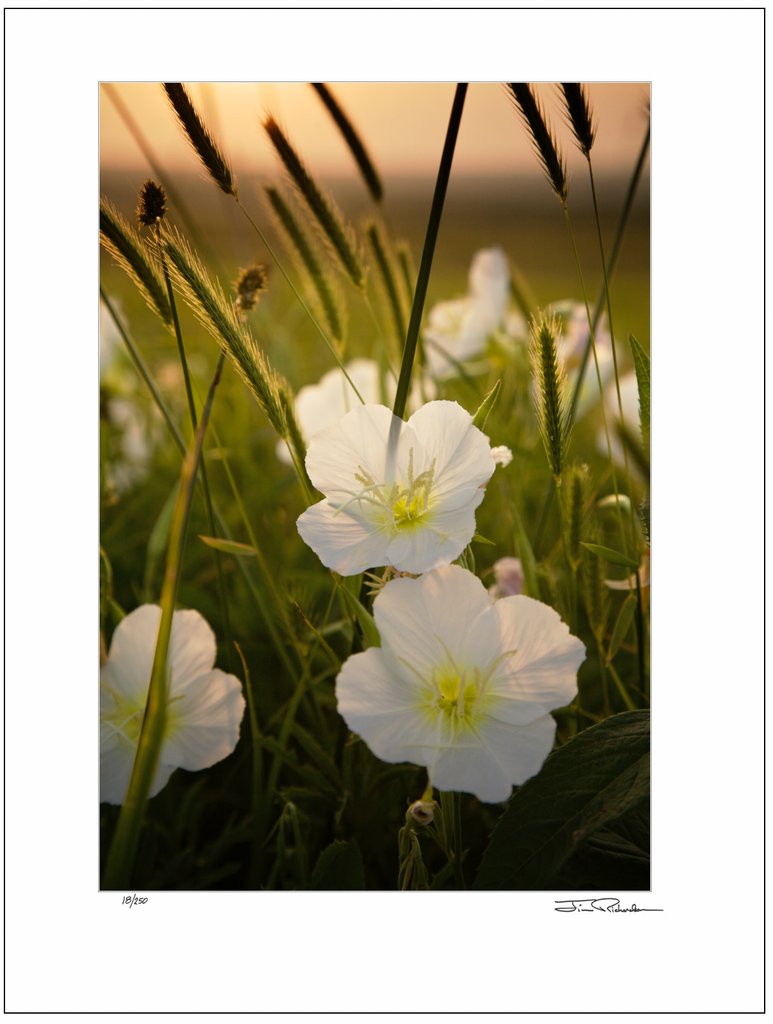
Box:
198, 535, 257, 557
260, 736, 339, 797
510, 498, 541, 599
629, 333, 650, 451
580, 541, 640, 570
309, 840, 366, 890
555, 804, 650, 890
291, 723, 342, 788
607, 593, 637, 665
334, 575, 381, 648
473, 711, 650, 890
471, 379, 501, 430
472, 533, 496, 546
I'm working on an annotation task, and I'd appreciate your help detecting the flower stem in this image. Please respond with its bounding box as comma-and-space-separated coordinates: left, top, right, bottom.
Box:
441, 790, 467, 890
392, 84, 467, 421
103, 351, 226, 890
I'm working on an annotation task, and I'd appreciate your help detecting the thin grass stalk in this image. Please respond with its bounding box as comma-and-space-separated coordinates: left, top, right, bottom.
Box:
102, 291, 300, 680
562, 208, 629, 558
158, 245, 234, 672
393, 84, 467, 421
233, 641, 263, 888
586, 157, 639, 543
265, 185, 346, 351
103, 351, 226, 890
532, 124, 649, 552
160, 228, 287, 438
366, 221, 407, 348
311, 83, 383, 203
233, 199, 365, 403
264, 115, 365, 289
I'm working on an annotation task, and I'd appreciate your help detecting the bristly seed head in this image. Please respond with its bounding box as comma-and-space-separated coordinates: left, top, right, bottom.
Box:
560, 83, 597, 159
136, 179, 167, 227
530, 312, 571, 483
234, 264, 267, 313
507, 83, 568, 205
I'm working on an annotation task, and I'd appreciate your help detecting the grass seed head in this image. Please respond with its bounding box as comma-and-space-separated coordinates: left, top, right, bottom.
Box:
530, 312, 571, 483
508, 83, 568, 205
234, 264, 267, 314
560, 83, 596, 159
162, 83, 237, 197
136, 179, 167, 227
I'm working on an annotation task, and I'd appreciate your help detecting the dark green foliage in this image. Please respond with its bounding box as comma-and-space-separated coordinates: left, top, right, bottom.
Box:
310, 840, 366, 890
474, 711, 650, 890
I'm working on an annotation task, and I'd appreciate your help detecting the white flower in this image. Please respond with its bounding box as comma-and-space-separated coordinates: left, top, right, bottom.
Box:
100, 605, 246, 805
297, 401, 495, 575
276, 359, 435, 466
490, 445, 513, 468
551, 301, 615, 419
424, 247, 510, 377
336, 565, 586, 803
596, 370, 646, 474
488, 557, 524, 600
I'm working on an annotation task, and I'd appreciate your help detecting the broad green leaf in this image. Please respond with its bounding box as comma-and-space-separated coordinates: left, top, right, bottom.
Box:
629, 333, 650, 451
580, 541, 640, 570
555, 804, 650, 890
473, 711, 650, 890
199, 535, 257, 557
309, 840, 366, 890
471, 379, 501, 430
142, 484, 177, 601
510, 499, 541, 599
335, 575, 381, 648
607, 593, 637, 665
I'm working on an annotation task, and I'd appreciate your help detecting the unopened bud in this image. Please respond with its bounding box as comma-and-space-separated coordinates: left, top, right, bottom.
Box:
408, 799, 436, 826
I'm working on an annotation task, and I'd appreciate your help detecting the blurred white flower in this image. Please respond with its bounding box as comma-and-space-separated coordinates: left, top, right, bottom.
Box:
276, 359, 435, 466
596, 370, 645, 473
297, 400, 495, 575
488, 557, 524, 600
490, 445, 513, 468
100, 605, 245, 805
336, 565, 586, 803
554, 301, 615, 419
424, 247, 510, 377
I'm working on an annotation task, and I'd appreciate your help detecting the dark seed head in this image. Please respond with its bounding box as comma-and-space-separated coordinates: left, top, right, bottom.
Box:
234, 264, 267, 313
136, 179, 167, 227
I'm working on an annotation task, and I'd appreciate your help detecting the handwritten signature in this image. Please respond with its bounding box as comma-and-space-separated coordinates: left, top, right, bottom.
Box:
555, 898, 663, 913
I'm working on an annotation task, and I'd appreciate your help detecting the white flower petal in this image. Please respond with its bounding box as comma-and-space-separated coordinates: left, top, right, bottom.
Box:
373, 565, 497, 674
104, 605, 162, 701
162, 669, 245, 771
408, 400, 495, 508
297, 500, 390, 574
432, 713, 557, 802
167, 609, 217, 695
486, 597, 585, 720
100, 723, 176, 805
305, 404, 420, 500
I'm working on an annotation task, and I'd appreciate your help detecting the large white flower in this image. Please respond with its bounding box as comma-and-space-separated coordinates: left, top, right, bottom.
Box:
297, 401, 495, 575
423, 247, 510, 377
100, 605, 246, 805
276, 359, 435, 466
336, 565, 586, 803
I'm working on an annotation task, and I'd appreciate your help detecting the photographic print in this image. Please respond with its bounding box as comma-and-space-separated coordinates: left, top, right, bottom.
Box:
99, 81, 651, 892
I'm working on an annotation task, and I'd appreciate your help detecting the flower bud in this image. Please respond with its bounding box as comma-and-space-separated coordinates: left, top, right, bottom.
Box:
408, 799, 436, 826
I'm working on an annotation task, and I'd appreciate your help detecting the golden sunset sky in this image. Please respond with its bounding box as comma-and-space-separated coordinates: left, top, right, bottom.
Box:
100, 82, 649, 181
